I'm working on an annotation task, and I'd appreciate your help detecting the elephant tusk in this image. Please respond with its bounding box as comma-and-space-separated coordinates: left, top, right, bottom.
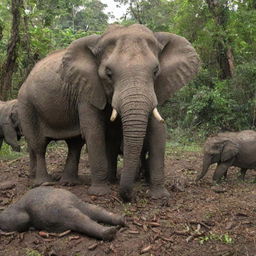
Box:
110, 108, 118, 122
153, 108, 164, 123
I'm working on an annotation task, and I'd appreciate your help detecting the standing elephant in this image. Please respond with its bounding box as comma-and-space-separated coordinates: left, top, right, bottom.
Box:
196, 130, 256, 183
18, 24, 200, 201
0, 99, 22, 152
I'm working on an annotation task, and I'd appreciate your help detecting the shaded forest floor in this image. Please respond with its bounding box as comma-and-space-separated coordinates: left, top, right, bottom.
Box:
0, 143, 256, 256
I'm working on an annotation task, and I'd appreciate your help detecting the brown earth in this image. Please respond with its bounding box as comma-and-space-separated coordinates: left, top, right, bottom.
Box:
0, 143, 256, 256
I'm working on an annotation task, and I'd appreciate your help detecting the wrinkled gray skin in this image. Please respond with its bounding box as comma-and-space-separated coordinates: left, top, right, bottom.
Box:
18, 24, 200, 201
196, 130, 256, 183
0, 187, 125, 241
0, 99, 21, 152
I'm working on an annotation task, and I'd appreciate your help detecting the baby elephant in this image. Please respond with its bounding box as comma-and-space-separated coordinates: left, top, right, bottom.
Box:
196, 130, 256, 182
0, 99, 22, 152
0, 187, 125, 241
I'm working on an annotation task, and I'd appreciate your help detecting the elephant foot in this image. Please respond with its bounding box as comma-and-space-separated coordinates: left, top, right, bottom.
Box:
113, 215, 126, 226
88, 184, 111, 196
150, 186, 170, 199
32, 175, 55, 186
28, 171, 36, 179
102, 227, 118, 241
119, 184, 133, 202
59, 175, 82, 186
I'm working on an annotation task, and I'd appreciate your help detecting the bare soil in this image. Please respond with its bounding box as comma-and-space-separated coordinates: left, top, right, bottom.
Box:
0, 144, 256, 256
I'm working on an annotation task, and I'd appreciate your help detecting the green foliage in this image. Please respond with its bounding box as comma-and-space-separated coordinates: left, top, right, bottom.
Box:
25, 249, 43, 256
199, 232, 233, 245
161, 63, 256, 137
0, 142, 24, 160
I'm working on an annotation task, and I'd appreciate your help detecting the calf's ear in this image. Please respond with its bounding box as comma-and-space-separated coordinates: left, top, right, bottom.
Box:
221, 141, 239, 162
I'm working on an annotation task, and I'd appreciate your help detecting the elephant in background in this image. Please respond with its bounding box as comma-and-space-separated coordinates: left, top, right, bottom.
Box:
18, 24, 200, 201
196, 130, 256, 183
0, 99, 22, 152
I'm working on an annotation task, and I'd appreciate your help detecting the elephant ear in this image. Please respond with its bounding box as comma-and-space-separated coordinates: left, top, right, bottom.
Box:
221, 141, 239, 162
60, 35, 106, 110
9, 101, 19, 128
154, 32, 200, 105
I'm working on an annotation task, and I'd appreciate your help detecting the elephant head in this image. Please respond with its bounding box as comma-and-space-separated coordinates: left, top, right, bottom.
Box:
0, 100, 21, 152
196, 136, 239, 181
60, 24, 200, 201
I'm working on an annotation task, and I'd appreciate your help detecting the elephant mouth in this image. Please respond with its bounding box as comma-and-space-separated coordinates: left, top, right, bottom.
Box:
110, 107, 164, 123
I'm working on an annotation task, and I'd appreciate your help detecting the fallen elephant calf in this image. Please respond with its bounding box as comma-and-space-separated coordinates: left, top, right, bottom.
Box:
0, 187, 125, 241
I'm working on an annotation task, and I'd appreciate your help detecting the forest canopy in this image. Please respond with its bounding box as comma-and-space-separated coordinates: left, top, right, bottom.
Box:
0, 0, 255, 137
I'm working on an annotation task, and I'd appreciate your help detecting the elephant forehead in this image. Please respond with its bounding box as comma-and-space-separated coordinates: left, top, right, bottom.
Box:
97, 26, 157, 50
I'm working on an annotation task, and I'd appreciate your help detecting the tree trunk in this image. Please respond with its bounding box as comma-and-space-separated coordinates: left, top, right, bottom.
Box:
0, 0, 23, 100
0, 23, 3, 42
206, 0, 234, 79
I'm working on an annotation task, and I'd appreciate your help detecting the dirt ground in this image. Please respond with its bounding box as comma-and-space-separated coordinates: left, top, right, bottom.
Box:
0, 143, 256, 256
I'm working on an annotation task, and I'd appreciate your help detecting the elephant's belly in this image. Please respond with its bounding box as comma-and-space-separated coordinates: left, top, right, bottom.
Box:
234, 159, 256, 169
38, 104, 81, 139
44, 124, 81, 140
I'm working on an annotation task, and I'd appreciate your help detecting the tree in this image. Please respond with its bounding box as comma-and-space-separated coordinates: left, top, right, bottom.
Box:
205, 0, 234, 79
0, 0, 23, 99
115, 0, 174, 31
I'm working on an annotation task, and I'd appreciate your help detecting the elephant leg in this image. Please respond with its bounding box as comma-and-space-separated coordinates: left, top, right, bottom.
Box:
60, 137, 84, 185
18, 103, 52, 185
33, 139, 54, 185
212, 161, 232, 183
238, 168, 247, 180
64, 208, 117, 241
106, 120, 122, 184
147, 117, 170, 199
140, 146, 150, 183
29, 147, 36, 178
223, 170, 228, 180
79, 103, 110, 195
78, 201, 125, 226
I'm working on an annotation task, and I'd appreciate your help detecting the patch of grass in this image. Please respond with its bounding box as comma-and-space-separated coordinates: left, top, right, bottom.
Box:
199, 232, 233, 245
25, 249, 43, 256
165, 128, 203, 157
0, 141, 25, 160
165, 141, 201, 157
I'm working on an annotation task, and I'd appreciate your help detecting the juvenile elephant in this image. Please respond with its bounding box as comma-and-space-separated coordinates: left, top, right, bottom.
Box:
0, 186, 125, 241
196, 130, 256, 182
0, 99, 21, 152
18, 24, 200, 201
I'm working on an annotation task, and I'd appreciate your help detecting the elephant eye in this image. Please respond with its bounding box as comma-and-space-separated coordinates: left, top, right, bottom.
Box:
105, 67, 113, 80
153, 65, 160, 78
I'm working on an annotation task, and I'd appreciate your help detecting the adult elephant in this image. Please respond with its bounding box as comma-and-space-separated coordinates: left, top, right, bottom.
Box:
18, 24, 200, 201
0, 99, 22, 152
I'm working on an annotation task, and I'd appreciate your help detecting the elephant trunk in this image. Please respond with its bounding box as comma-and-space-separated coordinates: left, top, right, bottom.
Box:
196, 154, 212, 181
115, 88, 155, 202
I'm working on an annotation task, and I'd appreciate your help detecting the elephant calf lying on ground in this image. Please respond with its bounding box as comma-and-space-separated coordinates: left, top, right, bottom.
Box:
0, 99, 22, 152
196, 130, 256, 182
0, 187, 125, 241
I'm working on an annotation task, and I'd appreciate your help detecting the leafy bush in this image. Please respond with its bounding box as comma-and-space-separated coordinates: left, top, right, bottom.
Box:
161, 64, 256, 138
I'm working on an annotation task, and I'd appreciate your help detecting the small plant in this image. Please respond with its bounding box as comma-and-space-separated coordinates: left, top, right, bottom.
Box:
199, 232, 233, 245
122, 202, 133, 216
0, 142, 24, 160
26, 249, 43, 256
